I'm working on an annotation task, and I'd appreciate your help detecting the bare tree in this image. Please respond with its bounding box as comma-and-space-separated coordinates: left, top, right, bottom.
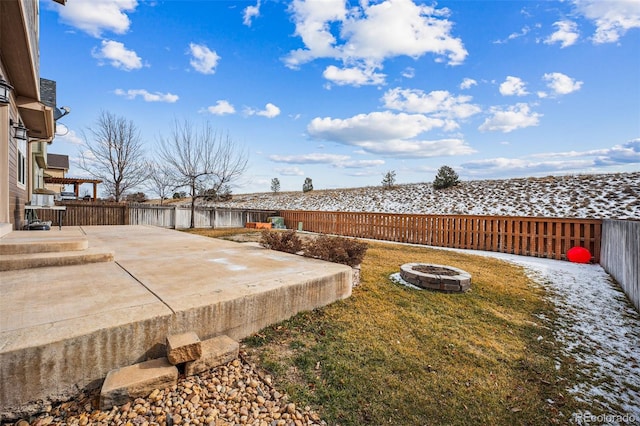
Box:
158, 120, 248, 228
146, 161, 175, 205
78, 111, 148, 202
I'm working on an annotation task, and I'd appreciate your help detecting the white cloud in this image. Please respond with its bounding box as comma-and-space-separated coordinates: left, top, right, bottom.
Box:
206, 100, 236, 115
339, 0, 467, 64
274, 166, 305, 176
285, 0, 347, 67
309, 111, 446, 142
262, 103, 281, 118
270, 153, 350, 164
594, 138, 640, 165
526, 139, 640, 165
340, 159, 386, 168
545, 20, 580, 48
382, 88, 481, 123
56, 128, 84, 145
402, 67, 415, 79
246, 103, 281, 118
243, 0, 261, 26
78, 150, 97, 163
573, 0, 640, 44
543, 72, 583, 95
479, 103, 541, 133
460, 78, 477, 90
499, 76, 529, 96
307, 111, 475, 158
461, 139, 640, 176
323, 65, 386, 86
529, 149, 605, 159
92, 40, 143, 71
114, 89, 178, 103
270, 153, 384, 169
285, 0, 467, 86
54, 0, 137, 37
188, 43, 220, 74
345, 169, 383, 177
495, 25, 531, 44
356, 138, 476, 158
461, 157, 593, 175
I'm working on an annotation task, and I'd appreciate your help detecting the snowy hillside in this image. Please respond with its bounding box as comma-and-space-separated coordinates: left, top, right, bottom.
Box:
210, 172, 640, 219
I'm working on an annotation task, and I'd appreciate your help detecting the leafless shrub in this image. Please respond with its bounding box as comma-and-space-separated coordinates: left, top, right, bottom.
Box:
304, 235, 368, 267
259, 230, 303, 254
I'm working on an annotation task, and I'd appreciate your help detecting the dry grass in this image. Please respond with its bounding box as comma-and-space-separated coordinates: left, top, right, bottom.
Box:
240, 240, 593, 425
185, 229, 595, 425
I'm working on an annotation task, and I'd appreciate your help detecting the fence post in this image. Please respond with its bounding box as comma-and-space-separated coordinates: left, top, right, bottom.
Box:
172, 205, 177, 229
123, 204, 130, 225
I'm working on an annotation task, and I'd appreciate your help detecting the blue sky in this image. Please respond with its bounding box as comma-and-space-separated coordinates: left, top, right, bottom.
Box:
40, 0, 640, 194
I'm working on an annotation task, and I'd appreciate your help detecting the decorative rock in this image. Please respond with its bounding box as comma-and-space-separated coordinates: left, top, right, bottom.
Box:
100, 357, 179, 410
31, 357, 326, 426
167, 332, 203, 365
185, 335, 239, 376
400, 263, 471, 293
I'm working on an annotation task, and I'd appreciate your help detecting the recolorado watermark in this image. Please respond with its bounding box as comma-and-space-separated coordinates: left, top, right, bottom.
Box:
572, 412, 637, 424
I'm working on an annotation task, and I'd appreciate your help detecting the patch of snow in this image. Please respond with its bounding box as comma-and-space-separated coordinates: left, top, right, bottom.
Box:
448, 249, 640, 419
212, 172, 640, 220
389, 272, 423, 290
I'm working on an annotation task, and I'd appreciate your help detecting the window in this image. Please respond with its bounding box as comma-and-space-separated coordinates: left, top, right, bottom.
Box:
17, 138, 26, 187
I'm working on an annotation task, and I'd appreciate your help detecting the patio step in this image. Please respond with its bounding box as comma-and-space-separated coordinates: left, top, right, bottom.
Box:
0, 248, 114, 271
0, 238, 89, 255
0, 223, 12, 238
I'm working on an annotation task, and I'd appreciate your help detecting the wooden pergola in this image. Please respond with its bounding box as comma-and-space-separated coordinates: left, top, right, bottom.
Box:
43, 176, 102, 201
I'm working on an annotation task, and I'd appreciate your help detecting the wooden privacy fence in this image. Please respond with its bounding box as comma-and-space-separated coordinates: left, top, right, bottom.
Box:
600, 219, 640, 312
36, 203, 603, 262
280, 210, 603, 262
44, 201, 130, 226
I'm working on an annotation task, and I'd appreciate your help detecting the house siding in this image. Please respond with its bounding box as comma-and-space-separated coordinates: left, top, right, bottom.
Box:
8, 128, 26, 228
45, 168, 66, 193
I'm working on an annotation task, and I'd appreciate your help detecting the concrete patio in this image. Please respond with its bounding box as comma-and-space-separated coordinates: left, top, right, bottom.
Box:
0, 226, 352, 419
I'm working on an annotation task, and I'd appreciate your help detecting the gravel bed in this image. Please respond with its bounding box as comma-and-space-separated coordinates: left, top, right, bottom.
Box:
13, 354, 325, 426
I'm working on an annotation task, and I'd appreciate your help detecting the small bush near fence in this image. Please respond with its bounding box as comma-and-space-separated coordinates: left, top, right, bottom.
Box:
260, 230, 304, 254
304, 234, 368, 267
260, 230, 368, 267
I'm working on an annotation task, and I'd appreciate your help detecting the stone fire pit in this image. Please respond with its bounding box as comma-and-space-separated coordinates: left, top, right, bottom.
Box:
400, 263, 471, 293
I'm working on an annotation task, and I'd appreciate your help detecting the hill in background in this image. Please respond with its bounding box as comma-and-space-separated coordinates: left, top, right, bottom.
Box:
210, 172, 640, 220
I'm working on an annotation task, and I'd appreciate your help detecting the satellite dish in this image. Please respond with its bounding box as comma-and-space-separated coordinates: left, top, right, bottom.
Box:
54, 106, 71, 121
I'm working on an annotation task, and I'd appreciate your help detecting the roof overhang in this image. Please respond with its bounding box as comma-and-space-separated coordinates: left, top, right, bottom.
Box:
1, 1, 39, 99
17, 96, 55, 142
